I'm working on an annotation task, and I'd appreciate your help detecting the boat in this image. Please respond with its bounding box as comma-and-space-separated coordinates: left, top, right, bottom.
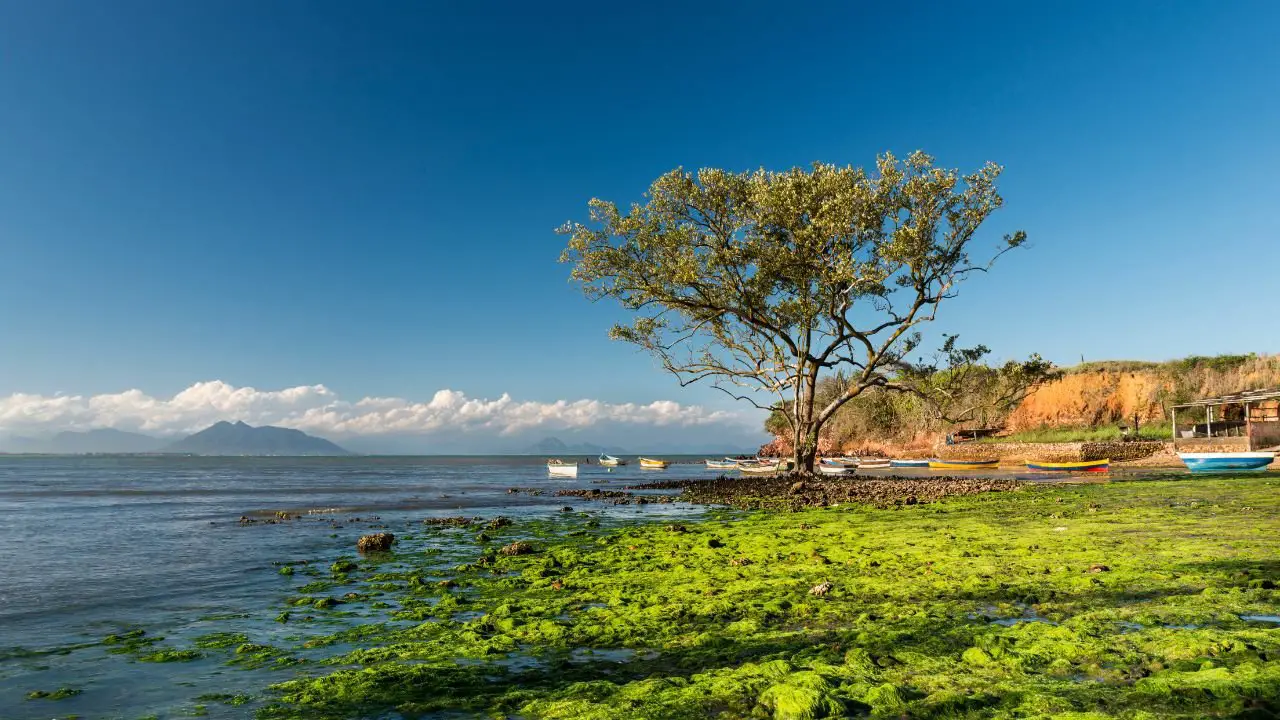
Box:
547, 460, 579, 477
1026, 459, 1111, 472
740, 460, 791, 475
889, 459, 931, 468
928, 459, 999, 470
705, 459, 737, 469
857, 459, 892, 469
598, 454, 626, 467
1178, 452, 1275, 472
639, 457, 670, 469
817, 462, 854, 476
817, 458, 857, 475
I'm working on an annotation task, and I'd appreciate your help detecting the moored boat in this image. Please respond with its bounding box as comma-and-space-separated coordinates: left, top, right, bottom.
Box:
598, 454, 626, 467
856, 459, 892, 470
547, 460, 578, 477
889, 459, 931, 468
1178, 452, 1275, 472
705, 459, 737, 469
639, 457, 670, 469
817, 464, 853, 476
817, 458, 856, 475
740, 460, 791, 475
928, 459, 999, 470
1026, 459, 1111, 472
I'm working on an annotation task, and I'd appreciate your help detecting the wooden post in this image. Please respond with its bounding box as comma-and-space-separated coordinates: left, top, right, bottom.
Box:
1246, 402, 1253, 451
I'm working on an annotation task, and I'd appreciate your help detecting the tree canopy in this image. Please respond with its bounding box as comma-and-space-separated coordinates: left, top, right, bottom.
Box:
560, 151, 1051, 471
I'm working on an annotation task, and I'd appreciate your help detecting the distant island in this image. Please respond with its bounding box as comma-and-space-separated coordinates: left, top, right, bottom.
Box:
522, 436, 627, 456
162, 421, 352, 456
1, 421, 352, 456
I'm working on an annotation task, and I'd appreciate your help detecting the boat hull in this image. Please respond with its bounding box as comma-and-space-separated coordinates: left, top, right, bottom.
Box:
547, 464, 578, 477
1026, 459, 1110, 472
857, 460, 891, 469
639, 458, 669, 469
929, 459, 999, 470
817, 464, 853, 475
889, 459, 931, 468
705, 460, 737, 469
1178, 452, 1275, 472
740, 464, 781, 475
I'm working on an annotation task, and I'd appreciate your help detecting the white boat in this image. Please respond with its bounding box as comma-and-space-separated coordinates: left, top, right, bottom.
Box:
547, 460, 578, 477
739, 462, 782, 475
598, 454, 626, 467
818, 463, 854, 475
857, 459, 892, 470
705, 459, 737, 469
818, 457, 857, 475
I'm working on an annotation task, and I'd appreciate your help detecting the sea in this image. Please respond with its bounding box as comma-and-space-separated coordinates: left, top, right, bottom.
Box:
0, 455, 712, 719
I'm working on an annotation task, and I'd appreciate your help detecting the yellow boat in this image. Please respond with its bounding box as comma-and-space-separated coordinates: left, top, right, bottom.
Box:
639, 457, 670, 469
928, 459, 999, 470
1026, 459, 1110, 472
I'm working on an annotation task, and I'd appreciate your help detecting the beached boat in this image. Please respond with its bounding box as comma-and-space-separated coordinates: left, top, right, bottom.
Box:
817, 458, 856, 475
1178, 452, 1275, 472
639, 457, 670, 469
547, 460, 578, 477
740, 461, 788, 475
856, 459, 892, 470
705, 459, 737, 469
817, 463, 853, 476
889, 459, 931, 468
598, 454, 626, 467
1026, 459, 1111, 472
928, 459, 999, 470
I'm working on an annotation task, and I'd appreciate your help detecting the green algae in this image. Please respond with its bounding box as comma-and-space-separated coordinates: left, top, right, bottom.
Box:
184, 475, 1280, 718
25, 687, 81, 700
138, 648, 203, 663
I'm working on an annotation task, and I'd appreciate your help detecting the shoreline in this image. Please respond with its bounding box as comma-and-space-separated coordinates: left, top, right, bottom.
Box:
25, 470, 1279, 719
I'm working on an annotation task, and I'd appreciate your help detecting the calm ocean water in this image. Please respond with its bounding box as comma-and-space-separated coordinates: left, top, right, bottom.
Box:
0, 455, 710, 719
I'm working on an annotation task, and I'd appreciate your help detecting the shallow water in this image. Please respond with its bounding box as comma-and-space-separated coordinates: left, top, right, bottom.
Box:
0, 455, 707, 719
0, 456, 1218, 718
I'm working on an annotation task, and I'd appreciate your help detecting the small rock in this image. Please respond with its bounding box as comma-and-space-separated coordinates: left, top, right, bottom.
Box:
356, 532, 395, 553
1088, 564, 1111, 573
499, 541, 534, 556
809, 581, 834, 596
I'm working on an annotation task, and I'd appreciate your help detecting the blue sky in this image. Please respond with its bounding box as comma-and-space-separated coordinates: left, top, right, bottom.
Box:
1, 1, 1278, 442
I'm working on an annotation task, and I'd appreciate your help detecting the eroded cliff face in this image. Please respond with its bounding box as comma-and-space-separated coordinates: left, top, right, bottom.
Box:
1005, 370, 1168, 429
759, 356, 1280, 454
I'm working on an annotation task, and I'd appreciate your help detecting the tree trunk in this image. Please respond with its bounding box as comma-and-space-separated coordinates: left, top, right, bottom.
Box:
791, 419, 820, 475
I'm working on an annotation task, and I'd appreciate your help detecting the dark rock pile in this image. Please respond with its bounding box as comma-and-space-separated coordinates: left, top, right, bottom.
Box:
626, 474, 1023, 510
356, 532, 396, 553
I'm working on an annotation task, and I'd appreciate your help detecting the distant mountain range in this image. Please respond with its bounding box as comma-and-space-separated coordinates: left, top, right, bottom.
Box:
0, 421, 352, 456
521, 437, 627, 456
162, 421, 352, 456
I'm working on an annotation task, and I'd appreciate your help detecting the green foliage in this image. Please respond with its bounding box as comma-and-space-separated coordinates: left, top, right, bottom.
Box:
986, 423, 1173, 443
561, 152, 1031, 469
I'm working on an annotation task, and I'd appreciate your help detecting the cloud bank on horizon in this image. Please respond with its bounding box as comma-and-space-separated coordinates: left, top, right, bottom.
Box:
0, 381, 750, 438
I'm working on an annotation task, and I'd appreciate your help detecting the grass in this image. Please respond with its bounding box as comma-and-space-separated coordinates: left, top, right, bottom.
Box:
981, 423, 1173, 444
153, 472, 1280, 720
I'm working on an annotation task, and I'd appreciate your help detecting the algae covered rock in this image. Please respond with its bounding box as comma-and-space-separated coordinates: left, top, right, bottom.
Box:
499, 541, 535, 557
809, 582, 833, 596
356, 532, 395, 553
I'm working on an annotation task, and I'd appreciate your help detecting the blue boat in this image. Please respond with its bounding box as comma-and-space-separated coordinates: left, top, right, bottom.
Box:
1178, 452, 1275, 472
889, 459, 931, 468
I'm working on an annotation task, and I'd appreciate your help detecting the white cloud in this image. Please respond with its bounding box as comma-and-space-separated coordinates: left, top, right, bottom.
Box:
0, 380, 744, 438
